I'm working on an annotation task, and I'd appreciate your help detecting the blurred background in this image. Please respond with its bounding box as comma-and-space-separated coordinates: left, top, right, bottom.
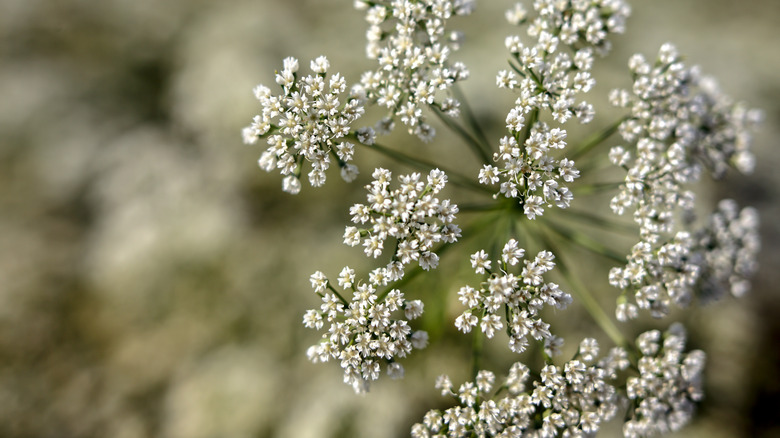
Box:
0, 0, 778, 437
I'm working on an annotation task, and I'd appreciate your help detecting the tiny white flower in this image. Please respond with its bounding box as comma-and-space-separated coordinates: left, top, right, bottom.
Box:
404, 300, 424, 320
470, 250, 492, 274
282, 175, 301, 194
411, 331, 429, 349
310, 55, 330, 74
387, 362, 404, 379
505, 3, 527, 25
455, 312, 478, 333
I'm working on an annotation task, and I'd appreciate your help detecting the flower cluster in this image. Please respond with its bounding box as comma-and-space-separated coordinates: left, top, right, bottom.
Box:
479, 122, 579, 219
623, 324, 706, 438
344, 168, 461, 275
455, 239, 572, 353
352, 0, 475, 141
242, 56, 366, 194
480, 0, 629, 218
694, 199, 761, 301
606, 43, 762, 318
609, 230, 699, 320
508, 0, 631, 55
411, 338, 628, 438
304, 267, 429, 393
609, 43, 762, 238
609, 198, 760, 320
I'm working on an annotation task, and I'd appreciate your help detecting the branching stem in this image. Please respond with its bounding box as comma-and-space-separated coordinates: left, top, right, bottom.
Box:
353, 135, 492, 195
537, 225, 628, 349
570, 117, 625, 161
430, 105, 492, 165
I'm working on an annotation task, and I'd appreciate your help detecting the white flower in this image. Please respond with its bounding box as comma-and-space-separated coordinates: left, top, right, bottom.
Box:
616, 302, 638, 321
505, 3, 527, 25
283, 56, 299, 73
502, 238, 525, 266
411, 330, 429, 349
609, 198, 759, 318
310, 271, 328, 293
303, 269, 426, 393
478, 164, 500, 185
470, 250, 491, 274
609, 43, 760, 240
578, 338, 599, 363
345, 168, 459, 274
404, 300, 424, 320
544, 335, 564, 357
337, 266, 355, 289
282, 175, 301, 195
413, 341, 621, 436
352, 0, 473, 140
387, 362, 404, 379
310, 55, 330, 73
456, 242, 569, 353
340, 164, 359, 182
435, 374, 453, 396
455, 312, 478, 333
625, 325, 706, 436
523, 195, 544, 220
487, 0, 630, 215
243, 56, 365, 192
480, 314, 502, 338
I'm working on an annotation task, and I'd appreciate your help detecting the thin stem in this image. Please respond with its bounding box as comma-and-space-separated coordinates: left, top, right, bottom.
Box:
490, 208, 516, 263
542, 219, 626, 264
353, 136, 492, 195
377, 211, 501, 301
512, 207, 543, 254
573, 181, 623, 195
471, 326, 483, 379
452, 82, 493, 154
569, 117, 625, 161
327, 283, 349, 306
459, 202, 507, 213
520, 108, 539, 146
430, 105, 492, 165
537, 226, 628, 348
558, 208, 637, 235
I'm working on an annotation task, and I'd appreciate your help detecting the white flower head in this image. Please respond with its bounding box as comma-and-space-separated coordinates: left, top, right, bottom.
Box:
456, 242, 570, 353
243, 56, 365, 193
505, 3, 527, 25
303, 269, 426, 393
352, 0, 474, 141
310, 55, 330, 74
625, 325, 706, 435
470, 250, 491, 274
345, 168, 459, 274
414, 344, 622, 436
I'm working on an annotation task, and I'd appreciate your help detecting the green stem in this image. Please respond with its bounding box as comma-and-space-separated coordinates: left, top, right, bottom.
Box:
459, 202, 506, 213
452, 82, 493, 156
377, 211, 500, 301
569, 117, 625, 161
472, 326, 483, 378
542, 219, 626, 264
430, 105, 492, 165
327, 283, 349, 306
353, 136, 491, 195
520, 108, 539, 145
573, 181, 623, 195
558, 208, 637, 235
329, 146, 347, 168
537, 226, 628, 349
